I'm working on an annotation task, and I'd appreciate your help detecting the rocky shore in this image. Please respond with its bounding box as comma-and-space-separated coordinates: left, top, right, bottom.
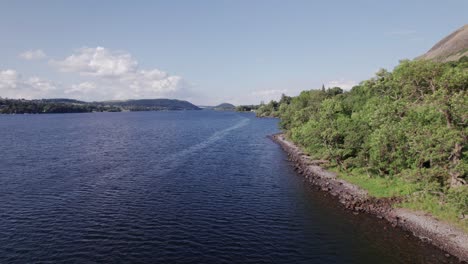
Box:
270, 133, 468, 262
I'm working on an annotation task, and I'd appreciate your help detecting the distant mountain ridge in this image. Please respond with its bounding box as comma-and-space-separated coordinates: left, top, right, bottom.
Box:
41, 98, 88, 104
418, 24, 468, 62
0, 98, 200, 114
98, 99, 200, 111
213, 103, 236, 111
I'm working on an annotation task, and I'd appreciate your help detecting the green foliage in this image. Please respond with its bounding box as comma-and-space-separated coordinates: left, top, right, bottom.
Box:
213, 103, 236, 111
0, 98, 112, 114
334, 168, 420, 198
268, 59, 467, 227
0, 98, 200, 114
236, 105, 259, 112
400, 185, 468, 231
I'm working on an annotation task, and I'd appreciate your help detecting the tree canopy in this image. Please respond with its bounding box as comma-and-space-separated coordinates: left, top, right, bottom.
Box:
256, 58, 467, 225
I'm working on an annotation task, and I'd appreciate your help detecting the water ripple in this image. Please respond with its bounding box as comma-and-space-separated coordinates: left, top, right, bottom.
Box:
0, 111, 456, 264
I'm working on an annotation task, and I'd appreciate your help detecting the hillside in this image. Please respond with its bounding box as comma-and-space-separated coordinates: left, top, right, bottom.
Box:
418, 24, 468, 62
213, 103, 236, 111
0, 98, 201, 114
40, 98, 88, 104
99, 99, 201, 111
255, 27, 468, 232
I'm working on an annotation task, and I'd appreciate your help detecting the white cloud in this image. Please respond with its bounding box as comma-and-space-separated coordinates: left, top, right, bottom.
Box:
49, 46, 191, 101
325, 80, 357, 91
251, 89, 287, 97
251, 89, 288, 103
0, 69, 58, 99
0, 70, 18, 89
52, 47, 137, 77
218, 88, 298, 106
19, 49, 47, 60
2, 47, 193, 101
66, 82, 97, 94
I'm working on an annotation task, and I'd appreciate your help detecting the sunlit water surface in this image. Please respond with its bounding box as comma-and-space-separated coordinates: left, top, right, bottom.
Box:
0, 111, 457, 263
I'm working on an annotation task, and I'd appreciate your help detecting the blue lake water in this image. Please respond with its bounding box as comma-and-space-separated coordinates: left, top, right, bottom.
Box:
0, 111, 456, 263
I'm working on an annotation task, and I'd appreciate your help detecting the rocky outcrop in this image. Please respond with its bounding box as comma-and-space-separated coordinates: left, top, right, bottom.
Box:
417, 24, 468, 62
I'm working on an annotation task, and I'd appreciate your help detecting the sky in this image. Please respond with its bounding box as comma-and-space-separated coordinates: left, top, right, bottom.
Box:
0, 0, 467, 105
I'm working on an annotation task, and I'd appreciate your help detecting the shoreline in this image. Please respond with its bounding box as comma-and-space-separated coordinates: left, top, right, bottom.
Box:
270, 133, 468, 262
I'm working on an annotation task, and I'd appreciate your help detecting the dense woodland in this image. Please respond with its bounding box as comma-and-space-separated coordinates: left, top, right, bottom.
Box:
0, 98, 200, 114
0, 98, 120, 114
213, 103, 236, 111
100, 99, 201, 111
252, 57, 468, 227
235, 104, 260, 112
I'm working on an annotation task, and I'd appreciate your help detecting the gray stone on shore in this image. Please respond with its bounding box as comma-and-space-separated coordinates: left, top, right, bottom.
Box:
270, 133, 468, 262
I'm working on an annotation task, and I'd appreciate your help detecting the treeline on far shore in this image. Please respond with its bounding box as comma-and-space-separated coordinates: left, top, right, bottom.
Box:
235, 105, 260, 112
0, 98, 201, 114
0, 98, 121, 114
243, 57, 468, 230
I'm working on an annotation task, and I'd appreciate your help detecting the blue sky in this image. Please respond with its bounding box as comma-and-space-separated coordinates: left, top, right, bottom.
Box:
0, 0, 466, 105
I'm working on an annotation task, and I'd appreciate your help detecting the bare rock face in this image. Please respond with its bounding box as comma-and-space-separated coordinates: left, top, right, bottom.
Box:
418, 24, 468, 62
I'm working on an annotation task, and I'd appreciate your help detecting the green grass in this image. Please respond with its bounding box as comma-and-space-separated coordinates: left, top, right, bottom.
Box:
455, 47, 468, 56
399, 194, 468, 232
290, 140, 467, 232
331, 168, 420, 198
330, 167, 468, 232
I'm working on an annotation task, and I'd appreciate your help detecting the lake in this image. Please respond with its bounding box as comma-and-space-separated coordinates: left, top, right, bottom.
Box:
0, 111, 455, 263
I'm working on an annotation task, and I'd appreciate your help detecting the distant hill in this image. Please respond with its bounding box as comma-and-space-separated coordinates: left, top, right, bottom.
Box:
213, 103, 236, 111
0, 98, 200, 114
98, 99, 201, 111
418, 24, 468, 62
40, 98, 88, 104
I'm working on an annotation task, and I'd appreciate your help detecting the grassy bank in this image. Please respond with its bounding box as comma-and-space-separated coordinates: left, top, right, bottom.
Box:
326, 166, 468, 232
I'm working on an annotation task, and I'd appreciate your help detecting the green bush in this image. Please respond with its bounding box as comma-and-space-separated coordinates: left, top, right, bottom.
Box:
267, 59, 467, 228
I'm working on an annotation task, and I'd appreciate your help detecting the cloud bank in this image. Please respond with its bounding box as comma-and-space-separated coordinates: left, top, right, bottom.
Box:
19, 49, 47, 60
53, 47, 191, 101
251, 89, 288, 103
2, 47, 191, 101
0, 69, 58, 99
325, 80, 357, 91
